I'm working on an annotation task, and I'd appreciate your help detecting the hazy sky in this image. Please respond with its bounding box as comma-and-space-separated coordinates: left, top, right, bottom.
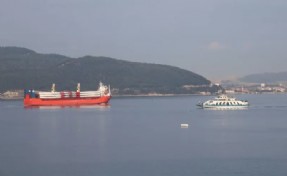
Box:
1, 0, 287, 80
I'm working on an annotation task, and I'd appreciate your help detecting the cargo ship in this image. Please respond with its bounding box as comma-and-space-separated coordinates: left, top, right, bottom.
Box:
24, 82, 111, 106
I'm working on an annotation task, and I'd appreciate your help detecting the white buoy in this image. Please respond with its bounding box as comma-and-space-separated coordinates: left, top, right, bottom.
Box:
181, 124, 189, 128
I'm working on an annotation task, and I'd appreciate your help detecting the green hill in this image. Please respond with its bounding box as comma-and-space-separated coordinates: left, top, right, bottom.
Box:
0, 47, 219, 95
239, 72, 287, 83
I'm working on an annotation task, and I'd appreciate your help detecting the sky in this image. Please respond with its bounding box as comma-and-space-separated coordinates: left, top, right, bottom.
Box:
1, 0, 287, 81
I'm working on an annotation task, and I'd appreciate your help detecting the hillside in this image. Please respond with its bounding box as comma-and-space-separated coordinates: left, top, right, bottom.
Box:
0, 47, 219, 95
239, 72, 287, 83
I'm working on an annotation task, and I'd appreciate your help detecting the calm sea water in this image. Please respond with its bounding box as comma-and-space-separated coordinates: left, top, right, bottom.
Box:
1, 94, 287, 176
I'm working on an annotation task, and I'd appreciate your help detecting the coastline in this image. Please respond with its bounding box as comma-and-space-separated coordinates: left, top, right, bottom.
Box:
1, 91, 287, 101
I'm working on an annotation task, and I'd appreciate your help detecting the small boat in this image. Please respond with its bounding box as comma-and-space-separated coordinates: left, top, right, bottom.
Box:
181, 124, 189, 128
24, 82, 111, 106
197, 94, 249, 109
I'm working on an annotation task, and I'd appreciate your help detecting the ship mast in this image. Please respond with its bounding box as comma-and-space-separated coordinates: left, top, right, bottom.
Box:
51, 83, 56, 92
77, 83, 81, 92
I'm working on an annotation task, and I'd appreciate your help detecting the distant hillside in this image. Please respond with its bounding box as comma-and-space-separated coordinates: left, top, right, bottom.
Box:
239, 72, 287, 83
0, 47, 219, 95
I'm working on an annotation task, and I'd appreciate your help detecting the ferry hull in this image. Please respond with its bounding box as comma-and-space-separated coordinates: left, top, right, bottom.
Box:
200, 105, 248, 109
24, 95, 111, 106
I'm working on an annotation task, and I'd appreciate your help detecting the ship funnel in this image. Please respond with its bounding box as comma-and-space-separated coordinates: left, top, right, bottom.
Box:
99, 81, 103, 87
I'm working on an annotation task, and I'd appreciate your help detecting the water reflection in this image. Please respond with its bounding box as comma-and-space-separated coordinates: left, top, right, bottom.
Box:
24, 104, 110, 110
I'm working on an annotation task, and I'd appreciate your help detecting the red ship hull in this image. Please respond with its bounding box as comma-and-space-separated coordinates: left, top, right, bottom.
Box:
24, 94, 111, 106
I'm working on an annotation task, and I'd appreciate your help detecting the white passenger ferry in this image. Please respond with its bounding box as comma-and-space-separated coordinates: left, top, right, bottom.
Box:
197, 94, 249, 109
